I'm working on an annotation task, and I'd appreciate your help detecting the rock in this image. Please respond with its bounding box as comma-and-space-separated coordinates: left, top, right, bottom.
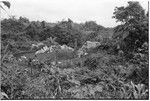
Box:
77, 41, 100, 58
61, 45, 74, 51
31, 42, 44, 48
84, 41, 101, 49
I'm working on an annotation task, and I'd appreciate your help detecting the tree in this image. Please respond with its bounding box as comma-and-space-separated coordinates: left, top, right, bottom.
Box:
83, 21, 104, 31
112, 1, 148, 53
50, 19, 83, 48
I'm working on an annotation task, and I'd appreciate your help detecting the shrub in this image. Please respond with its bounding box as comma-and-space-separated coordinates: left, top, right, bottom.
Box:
84, 56, 99, 71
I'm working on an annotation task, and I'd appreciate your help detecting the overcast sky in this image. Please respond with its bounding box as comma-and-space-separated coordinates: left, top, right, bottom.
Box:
1, 0, 148, 27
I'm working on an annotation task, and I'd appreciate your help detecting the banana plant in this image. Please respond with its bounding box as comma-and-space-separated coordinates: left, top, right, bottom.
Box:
131, 81, 148, 99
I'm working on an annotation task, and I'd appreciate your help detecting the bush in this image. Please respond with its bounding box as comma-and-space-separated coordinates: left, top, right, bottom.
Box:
83, 55, 99, 71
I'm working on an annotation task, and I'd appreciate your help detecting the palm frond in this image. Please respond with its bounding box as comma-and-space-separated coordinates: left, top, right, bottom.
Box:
1, 1, 10, 8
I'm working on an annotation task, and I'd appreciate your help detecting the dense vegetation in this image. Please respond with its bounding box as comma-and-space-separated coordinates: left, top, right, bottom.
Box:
1, 1, 149, 99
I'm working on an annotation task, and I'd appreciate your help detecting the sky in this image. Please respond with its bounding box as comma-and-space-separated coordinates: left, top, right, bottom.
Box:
1, 0, 148, 27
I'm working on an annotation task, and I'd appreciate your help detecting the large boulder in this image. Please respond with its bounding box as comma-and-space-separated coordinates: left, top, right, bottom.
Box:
35, 44, 74, 55
77, 41, 101, 57
35, 45, 61, 54
61, 45, 74, 51
34, 44, 75, 62
84, 41, 101, 49
31, 42, 45, 50
35, 46, 49, 54
31, 42, 44, 48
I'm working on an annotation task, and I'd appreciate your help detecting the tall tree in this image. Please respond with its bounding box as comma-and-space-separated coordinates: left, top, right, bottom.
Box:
113, 1, 148, 53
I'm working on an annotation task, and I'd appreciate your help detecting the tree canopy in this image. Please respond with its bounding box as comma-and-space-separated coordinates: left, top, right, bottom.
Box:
113, 1, 148, 53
